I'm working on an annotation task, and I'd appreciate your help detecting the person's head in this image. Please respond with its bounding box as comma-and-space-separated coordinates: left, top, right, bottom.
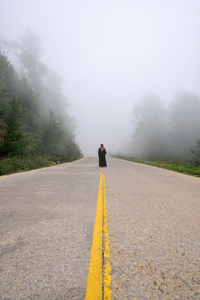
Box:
100, 144, 104, 147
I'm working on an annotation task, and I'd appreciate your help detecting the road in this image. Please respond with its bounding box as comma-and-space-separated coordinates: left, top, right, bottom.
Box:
0, 157, 200, 299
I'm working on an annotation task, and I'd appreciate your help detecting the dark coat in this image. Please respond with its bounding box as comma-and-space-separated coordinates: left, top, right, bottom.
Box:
98, 147, 107, 167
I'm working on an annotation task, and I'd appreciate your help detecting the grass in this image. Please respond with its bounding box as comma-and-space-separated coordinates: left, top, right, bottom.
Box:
113, 156, 200, 177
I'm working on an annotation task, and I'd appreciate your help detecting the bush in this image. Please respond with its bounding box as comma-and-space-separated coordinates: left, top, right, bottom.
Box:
0, 156, 51, 175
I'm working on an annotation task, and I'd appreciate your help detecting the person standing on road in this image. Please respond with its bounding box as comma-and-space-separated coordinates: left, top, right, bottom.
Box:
98, 144, 107, 167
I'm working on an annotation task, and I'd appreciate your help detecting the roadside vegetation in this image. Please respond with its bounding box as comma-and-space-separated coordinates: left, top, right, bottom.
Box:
0, 156, 50, 176
113, 156, 200, 177
0, 31, 82, 176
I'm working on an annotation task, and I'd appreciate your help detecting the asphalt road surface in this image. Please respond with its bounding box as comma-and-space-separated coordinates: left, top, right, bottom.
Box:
0, 157, 200, 299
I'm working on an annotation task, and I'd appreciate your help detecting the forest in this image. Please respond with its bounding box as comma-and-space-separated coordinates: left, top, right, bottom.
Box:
0, 31, 82, 175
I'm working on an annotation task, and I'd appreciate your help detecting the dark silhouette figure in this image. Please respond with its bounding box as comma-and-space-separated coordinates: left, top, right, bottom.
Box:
98, 144, 107, 167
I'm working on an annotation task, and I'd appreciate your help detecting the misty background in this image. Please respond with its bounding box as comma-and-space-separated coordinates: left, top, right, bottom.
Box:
1, 0, 200, 159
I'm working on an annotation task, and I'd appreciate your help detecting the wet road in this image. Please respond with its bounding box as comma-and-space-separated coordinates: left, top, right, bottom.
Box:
0, 157, 200, 299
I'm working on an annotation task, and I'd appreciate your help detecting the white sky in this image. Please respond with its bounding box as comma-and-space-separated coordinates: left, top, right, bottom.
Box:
1, 0, 200, 155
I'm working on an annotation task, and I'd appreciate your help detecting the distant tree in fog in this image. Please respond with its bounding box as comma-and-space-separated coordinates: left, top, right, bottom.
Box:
12, 30, 76, 140
8, 29, 48, 94
42, 70, 76, 136
132, 91, 200, 162
132, 94, 168, 160
168, 91, 200, 161
191, 140, 200, 165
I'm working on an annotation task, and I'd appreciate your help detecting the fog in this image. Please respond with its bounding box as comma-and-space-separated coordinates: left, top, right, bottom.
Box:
1, 0, 200, 157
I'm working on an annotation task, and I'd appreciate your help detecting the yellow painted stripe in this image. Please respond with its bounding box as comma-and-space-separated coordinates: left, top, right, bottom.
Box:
102, 169, 111, 300
85, 168, 111, 300
85, 170, 103, 299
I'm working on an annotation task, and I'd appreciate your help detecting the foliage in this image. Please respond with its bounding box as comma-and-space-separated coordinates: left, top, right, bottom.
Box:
0, 97, 31, 156
38, 110, 64, 156
0, 156, 51, 176
0, 53, 33, 157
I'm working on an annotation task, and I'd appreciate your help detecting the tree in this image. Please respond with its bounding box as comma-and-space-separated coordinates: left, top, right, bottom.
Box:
168, 91, 200, 161
132, 94, 167, 160
0, 53, 10, 145
191, 140, 200, 165
0, 97, 32, 157
39, 110, 64, 156
7, 29, 48, 94
0, 52, 35, 156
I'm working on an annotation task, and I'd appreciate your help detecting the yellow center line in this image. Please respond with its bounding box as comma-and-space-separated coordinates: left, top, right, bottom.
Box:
102, 169, 111, 300
85, 168, 111, 300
